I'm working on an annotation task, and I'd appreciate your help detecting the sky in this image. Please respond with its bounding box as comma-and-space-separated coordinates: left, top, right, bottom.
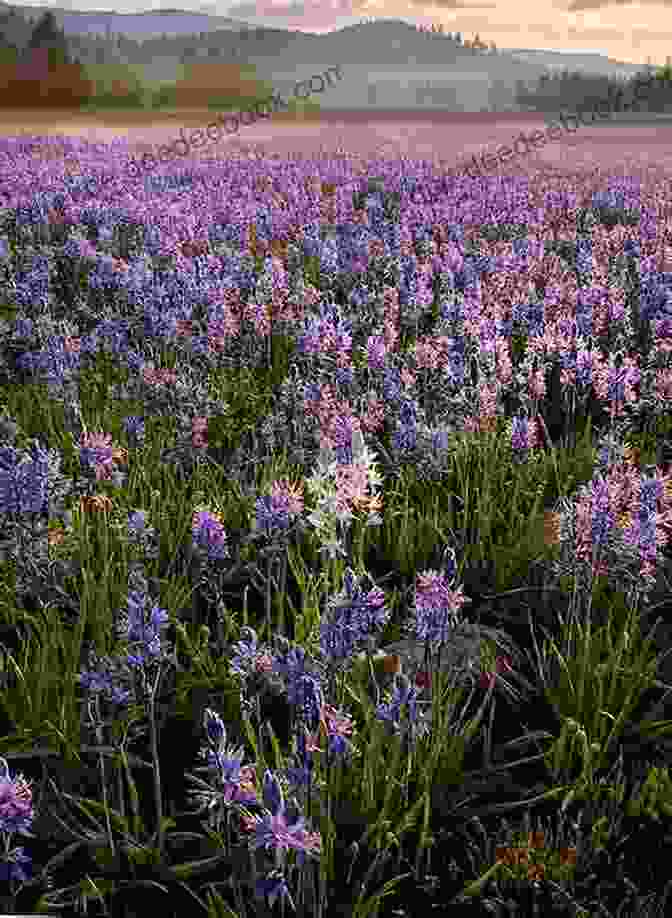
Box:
8, 0, 671, 67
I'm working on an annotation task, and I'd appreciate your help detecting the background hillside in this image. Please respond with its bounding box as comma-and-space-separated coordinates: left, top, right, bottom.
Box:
0, 4, 664, 115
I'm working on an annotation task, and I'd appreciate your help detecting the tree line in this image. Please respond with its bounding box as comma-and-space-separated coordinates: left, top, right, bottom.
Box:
0, 10, 93, 108
512, 62, 672, 115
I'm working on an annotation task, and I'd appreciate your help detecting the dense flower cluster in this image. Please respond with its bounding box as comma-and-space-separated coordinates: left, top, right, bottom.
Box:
1, 139, 672, 914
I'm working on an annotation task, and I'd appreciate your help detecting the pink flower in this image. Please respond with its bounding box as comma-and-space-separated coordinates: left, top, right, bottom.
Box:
191, 416, 208, 449
479, 656, 513, 690
415, 670, 432, 690
142, 367, 177, 387
63, 336, 81, 353
269, 479, 305, 516
79, 431, 117, 481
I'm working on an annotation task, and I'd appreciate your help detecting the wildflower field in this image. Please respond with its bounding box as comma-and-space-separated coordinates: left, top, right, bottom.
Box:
1, 130, 672, 917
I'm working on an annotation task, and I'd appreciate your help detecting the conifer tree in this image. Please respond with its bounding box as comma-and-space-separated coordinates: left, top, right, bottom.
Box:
26, 10, 71, 68
6, 10, 93, 109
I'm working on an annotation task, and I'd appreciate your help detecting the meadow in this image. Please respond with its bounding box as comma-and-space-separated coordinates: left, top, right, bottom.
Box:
0, 126, 671, 917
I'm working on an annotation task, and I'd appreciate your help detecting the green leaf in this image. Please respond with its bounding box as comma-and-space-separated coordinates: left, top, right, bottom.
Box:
59, 791, 132, 838
167, 849, 243, 881
634, 718, 672, 738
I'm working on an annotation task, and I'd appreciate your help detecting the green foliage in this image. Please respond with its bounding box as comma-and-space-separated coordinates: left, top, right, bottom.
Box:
76, 60, 154, 111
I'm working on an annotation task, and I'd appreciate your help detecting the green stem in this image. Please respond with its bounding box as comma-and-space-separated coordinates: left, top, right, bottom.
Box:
148, 665, 165, 858
91, 696, 116, 858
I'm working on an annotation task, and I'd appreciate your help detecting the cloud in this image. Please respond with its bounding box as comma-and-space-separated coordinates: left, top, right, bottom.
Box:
567, 0, 672, 8
227, 0, 362, 21
406, 0, 499, 6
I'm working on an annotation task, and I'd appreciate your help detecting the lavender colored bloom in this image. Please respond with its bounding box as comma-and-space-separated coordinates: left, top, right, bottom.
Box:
635, 476, 663, 563
284, 726, 315, 790
203, 707, 226, 748
123, 415, 145, 445
203, 750, 258, 807
319, 568, 390, 666
127, 509, 148, 536
376, 672, 420, 731
590, 477, 615, 550
61, 238, 83, 260
0, 445, 50, 516
123, 589, 169, 666
229, 627, 263, 679
12, 317, 34, 339
254, 494, 292, 536
293, 673, 323, 732
511, 415, 532, 454
320, 237, 340, 276
432, 429, 451, 454
0, 845, 32, 883
0, 760, 34, 837
192, 510, 229, 562
383, 367, 402, 403
393, 421, 417, 452
77, 654, 134, 708
255, 869, 295, 911
272, 645, 321, 710
79, 437, 115, 477
411, 568, 466, 645
249, 770, 321, 866
335, 365, 354, 388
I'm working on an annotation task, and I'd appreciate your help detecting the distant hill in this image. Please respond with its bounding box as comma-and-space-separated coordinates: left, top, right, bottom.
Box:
506, 48, 650, 81
0, 2, 252, 40
0, 5, 658, 113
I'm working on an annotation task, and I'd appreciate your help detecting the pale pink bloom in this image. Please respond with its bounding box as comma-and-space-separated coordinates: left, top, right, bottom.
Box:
175, 319, 193, 337
143, 367, 176, 387
191, 416, 208, 449
528, 367, 546, 401
63, 337, 81, 353
79, 431, 116, 481
243, 301, 272, 337
269, 479, 305, 516
414, 338, 442, 371
254, 653, 274, 674
591, 352, 641, 419
655, 368, 672, 399
359, 393, 385, 434
494, 338, 513, 387
334, 462, 370, 514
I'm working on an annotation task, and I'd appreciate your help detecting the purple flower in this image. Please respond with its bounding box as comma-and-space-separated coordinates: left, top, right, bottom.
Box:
510, 414, 537, 458
203, 707, 226, 748
123, 415, 145, 446
255, 869, 295, 911
122, 589, 169, 667
249, 770, 322, 865
0, 846, 32, 883
126, 510, 158, 555
229, 627, 265, 679
194, 709, 260, 810
76, 653, 134, 708
590, 476, 616, 550
0, 761, 34, 837
192, 510, 229, 562
319, 568, 390, 666
376, 672, 420, 730
254, 494, 292, 536
12, 317, 34, 339
0, 444, 50, 516
284, 726, 315, 790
